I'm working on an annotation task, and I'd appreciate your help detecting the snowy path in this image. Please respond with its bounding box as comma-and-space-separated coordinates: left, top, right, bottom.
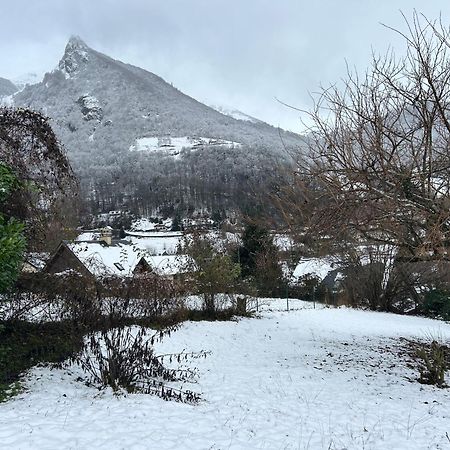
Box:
1, 305, 450, 449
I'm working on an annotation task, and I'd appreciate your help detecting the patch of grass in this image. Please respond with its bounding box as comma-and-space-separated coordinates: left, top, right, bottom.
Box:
401, 337, 450, 388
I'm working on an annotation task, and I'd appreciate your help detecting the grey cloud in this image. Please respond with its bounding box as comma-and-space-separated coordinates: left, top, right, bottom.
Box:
0, 0, 448, 131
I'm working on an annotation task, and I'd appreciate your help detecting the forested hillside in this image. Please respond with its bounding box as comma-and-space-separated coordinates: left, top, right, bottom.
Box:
10, 37, 305, 219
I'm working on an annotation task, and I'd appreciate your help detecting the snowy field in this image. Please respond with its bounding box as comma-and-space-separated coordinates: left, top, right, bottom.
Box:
128, 234, 182, 256
129, 136, 241, 157
126, 230, 240, 256
1, 304, 450, 449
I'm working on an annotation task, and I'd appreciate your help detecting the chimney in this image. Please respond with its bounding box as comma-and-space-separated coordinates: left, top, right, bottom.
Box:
99, 226, 113, 246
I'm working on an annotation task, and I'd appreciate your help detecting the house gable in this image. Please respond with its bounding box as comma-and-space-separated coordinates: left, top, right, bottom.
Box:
45, 242, 93, 278
133, 257, 153, 275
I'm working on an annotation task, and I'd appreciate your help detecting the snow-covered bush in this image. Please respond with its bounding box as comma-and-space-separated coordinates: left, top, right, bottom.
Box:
25, 272, 205, 401
73, 324, 206, 403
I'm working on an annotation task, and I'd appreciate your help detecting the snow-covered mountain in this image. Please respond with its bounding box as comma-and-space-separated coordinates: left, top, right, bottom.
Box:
14, 36, 302, 151
11, 36, 305, 216
12, 72, 41, 91
0, 77, 17, 96
208, 104, 263, 123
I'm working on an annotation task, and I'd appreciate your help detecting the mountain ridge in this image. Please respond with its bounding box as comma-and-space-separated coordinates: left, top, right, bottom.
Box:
15, 36, 302, 144
0, 77, 17, 96
10, 37, 304, 217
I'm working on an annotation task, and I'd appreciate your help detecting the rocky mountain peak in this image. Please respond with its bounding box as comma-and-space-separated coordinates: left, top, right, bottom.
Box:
58, 36, 91, 78
66, 35, 89, 51
12, 38, 305, 216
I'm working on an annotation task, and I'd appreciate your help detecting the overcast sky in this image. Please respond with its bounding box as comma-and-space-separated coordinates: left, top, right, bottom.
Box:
0, 0, 448, 131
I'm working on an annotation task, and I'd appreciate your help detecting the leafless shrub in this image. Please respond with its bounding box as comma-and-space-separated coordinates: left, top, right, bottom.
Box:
96, 274, 186, 321
71, 324, 208, 403
9, 270, 187, 325
0, 290, 63, 322
401, 336, 449, 387
416, 340, 449, 387
47, 273, 206, 401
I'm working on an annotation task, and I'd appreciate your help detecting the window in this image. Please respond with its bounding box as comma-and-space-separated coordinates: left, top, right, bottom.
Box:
114, 262, 125, 271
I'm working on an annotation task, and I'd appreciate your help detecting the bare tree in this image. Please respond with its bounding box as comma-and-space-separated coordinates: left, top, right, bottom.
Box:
278, 13, 450, 261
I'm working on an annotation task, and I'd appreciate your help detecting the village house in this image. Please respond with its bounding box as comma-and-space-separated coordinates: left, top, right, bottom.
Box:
44, 227, 189, 281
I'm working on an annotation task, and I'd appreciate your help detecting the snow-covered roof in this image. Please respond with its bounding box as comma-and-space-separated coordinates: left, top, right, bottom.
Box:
65, 241, 190, 278
291, 258, 335, 282
290, 246, 398, 285
25, 252, 50, 270
146, 255, 191, 276
67, 241, 147, 277
75, 232, 100, 242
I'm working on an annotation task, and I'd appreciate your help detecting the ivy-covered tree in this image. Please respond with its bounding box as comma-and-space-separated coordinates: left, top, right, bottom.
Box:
0, 107, 78, 251
0, 164, 26, 293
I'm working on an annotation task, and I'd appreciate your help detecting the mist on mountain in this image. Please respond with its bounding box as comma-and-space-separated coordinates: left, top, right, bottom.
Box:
10, 36, 305, 219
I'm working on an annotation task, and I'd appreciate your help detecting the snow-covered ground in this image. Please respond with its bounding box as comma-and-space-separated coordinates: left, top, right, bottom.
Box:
0, 94, 14, 106
273, 233, 295, 252
1, 304, 450, 449
129, 218, 174, 232
128, 234, 182, 256
129, 136, 242, 157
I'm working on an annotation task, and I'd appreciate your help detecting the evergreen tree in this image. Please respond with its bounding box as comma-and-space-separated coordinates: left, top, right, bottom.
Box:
237, 223, 284, 296
171, 214, 182, 231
